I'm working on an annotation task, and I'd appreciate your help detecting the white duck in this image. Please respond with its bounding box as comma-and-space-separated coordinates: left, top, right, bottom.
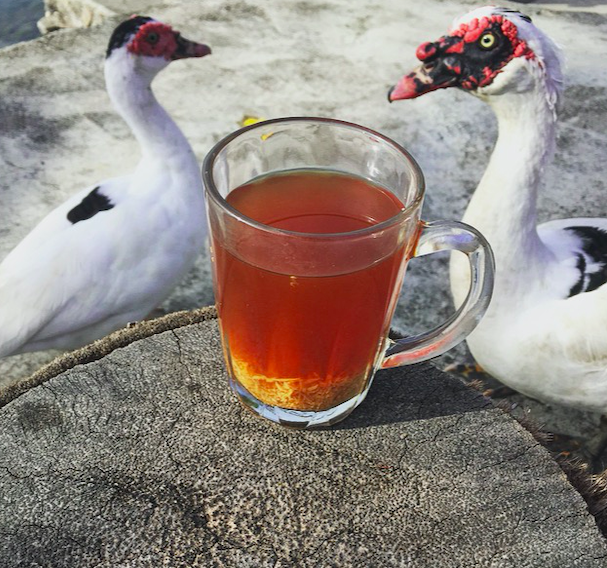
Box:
0, 16, 211, 357
389, 6, 607, 412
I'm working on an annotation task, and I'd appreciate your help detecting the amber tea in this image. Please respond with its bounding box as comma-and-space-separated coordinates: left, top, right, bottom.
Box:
213, 170, 408, 411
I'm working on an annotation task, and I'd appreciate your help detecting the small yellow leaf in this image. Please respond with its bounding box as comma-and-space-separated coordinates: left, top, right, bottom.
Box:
239, 115, 266, 128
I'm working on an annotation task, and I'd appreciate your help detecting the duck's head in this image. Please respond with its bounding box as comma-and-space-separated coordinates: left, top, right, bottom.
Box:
105, 16, 211, 80
388, 6, 563, 110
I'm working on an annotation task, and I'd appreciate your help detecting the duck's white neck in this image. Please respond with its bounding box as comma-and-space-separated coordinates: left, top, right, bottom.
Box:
456, 85, 557, 302
104, 57, 194, 166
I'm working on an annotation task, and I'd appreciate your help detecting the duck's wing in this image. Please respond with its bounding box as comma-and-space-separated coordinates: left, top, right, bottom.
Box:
516, 218, 607, 406
538, 218, 607, 298
513, 281, 607, 408
0, 176, 132, 357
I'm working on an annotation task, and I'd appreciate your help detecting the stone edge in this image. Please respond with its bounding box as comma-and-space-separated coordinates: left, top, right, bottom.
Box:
0, 305, 219, 409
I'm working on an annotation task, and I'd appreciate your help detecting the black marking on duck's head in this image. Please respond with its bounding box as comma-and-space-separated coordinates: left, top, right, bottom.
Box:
499, 8, 532, 24
106, 16, 154, 58
67, 187, 114, 224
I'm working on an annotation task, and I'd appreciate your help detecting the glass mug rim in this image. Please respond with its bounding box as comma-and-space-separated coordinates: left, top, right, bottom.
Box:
202, 116, 426, 239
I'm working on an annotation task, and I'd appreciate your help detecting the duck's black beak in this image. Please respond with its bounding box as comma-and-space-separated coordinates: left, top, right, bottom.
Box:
172, 34, 212, 60
388, 39, 463, 102
388, 59, 460, 102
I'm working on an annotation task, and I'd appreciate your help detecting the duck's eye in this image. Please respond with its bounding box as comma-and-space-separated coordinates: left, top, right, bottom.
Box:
478, 32, 497, 50
147, 31, 160, 44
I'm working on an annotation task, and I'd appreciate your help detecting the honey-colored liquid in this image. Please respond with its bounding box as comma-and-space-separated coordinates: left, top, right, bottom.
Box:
213, 170, 407, 411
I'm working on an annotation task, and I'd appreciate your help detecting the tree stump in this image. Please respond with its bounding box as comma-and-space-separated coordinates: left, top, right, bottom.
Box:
1, 307, 606, 567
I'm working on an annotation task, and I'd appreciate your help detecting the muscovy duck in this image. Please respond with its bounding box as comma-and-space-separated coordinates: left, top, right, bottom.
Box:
0, 16, 211, 357
389, 6, 607, 411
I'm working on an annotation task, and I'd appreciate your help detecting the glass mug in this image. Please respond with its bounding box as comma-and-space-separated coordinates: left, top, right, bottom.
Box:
203, 117, 494, 428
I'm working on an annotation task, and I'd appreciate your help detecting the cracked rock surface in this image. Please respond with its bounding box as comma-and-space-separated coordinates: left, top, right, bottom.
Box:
1, 308, 607, 566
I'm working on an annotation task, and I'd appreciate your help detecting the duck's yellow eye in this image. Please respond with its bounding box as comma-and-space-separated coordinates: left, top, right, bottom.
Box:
479, 32, 496, 50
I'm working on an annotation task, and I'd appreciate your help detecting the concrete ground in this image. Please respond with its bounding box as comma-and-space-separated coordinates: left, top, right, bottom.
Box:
1, 0, 606, 466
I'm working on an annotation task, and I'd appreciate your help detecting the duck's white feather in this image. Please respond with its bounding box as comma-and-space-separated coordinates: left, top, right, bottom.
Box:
0, 20, 208, 357
444, 8, 607, 411
469, 280, 607, 409
390, 6, 607, 410
0, 166, 202, 356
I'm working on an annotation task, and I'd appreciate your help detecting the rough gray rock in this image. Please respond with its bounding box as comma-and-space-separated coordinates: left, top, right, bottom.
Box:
1, 307, 606, 567
38, 0, 113, 34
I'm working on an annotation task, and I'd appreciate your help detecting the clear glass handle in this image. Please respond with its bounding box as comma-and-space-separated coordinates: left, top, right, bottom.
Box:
382, 220, 495, 368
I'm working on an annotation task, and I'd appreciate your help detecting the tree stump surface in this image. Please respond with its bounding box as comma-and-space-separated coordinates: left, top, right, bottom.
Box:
1, 307, 606, 567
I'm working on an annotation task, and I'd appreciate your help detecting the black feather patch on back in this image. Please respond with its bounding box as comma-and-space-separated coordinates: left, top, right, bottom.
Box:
67, 187, 114, 225
567, 226, 607, 297
568, 254, 586, 297
106, 16, 154, 58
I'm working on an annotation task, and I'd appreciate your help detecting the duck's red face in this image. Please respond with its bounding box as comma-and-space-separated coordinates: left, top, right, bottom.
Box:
129, 20, 211, 60
389, 11, 535, 101
106, 16, 211, 61
128, 22, 179, 59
